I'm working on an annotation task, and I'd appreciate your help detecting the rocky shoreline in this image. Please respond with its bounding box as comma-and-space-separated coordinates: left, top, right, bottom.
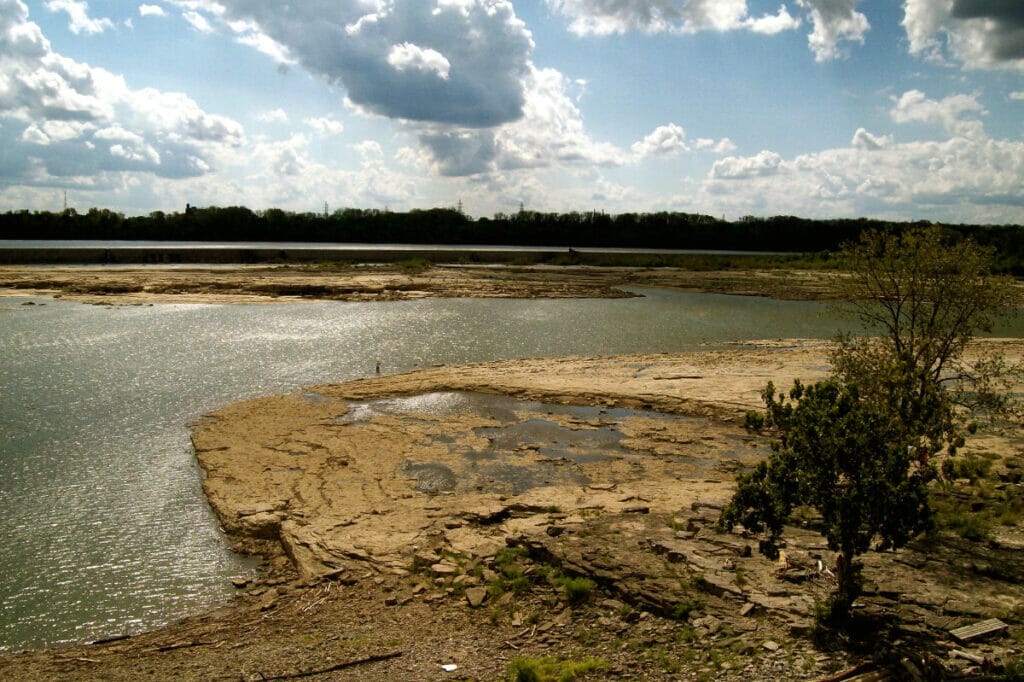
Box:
3, 340, 1023, 680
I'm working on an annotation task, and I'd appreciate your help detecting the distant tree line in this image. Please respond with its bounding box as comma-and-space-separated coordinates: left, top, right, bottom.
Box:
2, 206, 1023, 273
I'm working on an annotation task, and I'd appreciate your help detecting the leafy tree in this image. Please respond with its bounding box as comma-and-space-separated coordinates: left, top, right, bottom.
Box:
722, 226, 1020, 617
831, 226, 1020, 454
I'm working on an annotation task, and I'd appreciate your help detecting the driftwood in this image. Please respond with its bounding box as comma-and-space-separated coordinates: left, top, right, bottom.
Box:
255, 650, 403, 681
813, 662, 878, 682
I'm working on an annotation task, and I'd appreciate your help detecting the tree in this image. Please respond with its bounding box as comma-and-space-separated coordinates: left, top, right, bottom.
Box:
722, 226, 1020, 618
831, 226, 1019, 454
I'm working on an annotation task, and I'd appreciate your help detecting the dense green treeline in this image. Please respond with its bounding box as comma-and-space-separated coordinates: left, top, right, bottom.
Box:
2, 205, 1023, 273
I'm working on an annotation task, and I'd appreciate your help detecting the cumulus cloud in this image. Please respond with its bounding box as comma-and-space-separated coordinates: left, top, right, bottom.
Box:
795, 0, 870, 61
903, 0, 1024, 69
182, 9, 214, 33
203, 0, 533, 128
545, 0, 800, 36
233, 27, 295, 65
256, 108, 288, 123
632, 123, 688, 157
710, 150, 783, 179
401, 64, 630, 177
1011, 91, 1024, 101
851, 127, 891, 150
546, 1, 877, 60
304, 116, 344, 136
890, 89, 987, 138
139, 4, 165, 18
0, 0, 244, 184
387, 42, 451, 80
695, 137, 737, 153
493, 66, 627, 170
699, 108, 1024, 223
45, 0, 114, 35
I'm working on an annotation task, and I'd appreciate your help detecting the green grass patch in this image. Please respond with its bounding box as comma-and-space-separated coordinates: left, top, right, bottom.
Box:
552, 575, 596, 605
506, 656, 610, 682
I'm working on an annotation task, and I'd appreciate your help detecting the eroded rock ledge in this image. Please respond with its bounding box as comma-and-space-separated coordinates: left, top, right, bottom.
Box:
191, 345, 833, 580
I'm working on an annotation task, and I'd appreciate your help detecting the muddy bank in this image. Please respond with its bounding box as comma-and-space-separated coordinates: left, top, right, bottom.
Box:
2, 341, 1023, 681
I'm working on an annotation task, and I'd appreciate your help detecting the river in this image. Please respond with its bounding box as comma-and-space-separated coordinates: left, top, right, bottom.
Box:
0, 287, 1005, 652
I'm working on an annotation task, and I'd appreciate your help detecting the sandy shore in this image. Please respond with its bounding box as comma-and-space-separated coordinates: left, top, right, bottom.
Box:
0, 263, 847, 304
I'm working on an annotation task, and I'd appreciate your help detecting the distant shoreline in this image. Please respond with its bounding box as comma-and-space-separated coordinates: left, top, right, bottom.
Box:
0, 242, 797, 266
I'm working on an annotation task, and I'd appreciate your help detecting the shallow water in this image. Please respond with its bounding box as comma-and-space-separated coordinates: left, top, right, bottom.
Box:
0, 288, 1016, 651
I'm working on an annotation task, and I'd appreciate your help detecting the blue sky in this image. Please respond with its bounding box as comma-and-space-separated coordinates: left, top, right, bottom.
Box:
1, 0, 1022, 224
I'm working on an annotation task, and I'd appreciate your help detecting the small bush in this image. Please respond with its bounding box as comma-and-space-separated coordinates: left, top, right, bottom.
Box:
506, 656, 610, 682
671, 599, 699, 621
743, 410, 765, 431
555, 576, 596, 605
941, 454, 993, 482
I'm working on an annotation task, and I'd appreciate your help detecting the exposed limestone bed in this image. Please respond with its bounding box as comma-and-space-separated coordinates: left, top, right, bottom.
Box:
0, 263, 848, 304
191, 345, 834, 581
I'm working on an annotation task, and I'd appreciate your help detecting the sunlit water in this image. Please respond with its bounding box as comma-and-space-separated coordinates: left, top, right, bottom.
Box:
1, 288, 1017, 652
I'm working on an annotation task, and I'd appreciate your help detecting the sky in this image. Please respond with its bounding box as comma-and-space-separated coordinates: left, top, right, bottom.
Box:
1, 0, 1023, 224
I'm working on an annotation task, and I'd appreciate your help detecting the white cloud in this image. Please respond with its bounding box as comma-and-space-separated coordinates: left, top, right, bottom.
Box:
890, 89, 986, 138
1010, 91, 1024, 101
304, 116, 345, 136
0, 0, 244, 183
746, 5, 802, 34
695, 137, 738, 154
545, 0, 877, 60
493, 65, 627, 170
545, 0, 800, 36
851, 127, 891, 150
710, 150, 783, 179
632, 123, 689, 157
713, 137, 737, 154
400, 64, 629, 177
44, 0, 114, 35
699, 123, 1024, 223
256, 108, 288, 123
234, 30, 294, 65
139, 4, 166, 18
903, 0, 1024, 70
795, 0, 870, 61
182, 9, 214, 33
387, 42, 451, 80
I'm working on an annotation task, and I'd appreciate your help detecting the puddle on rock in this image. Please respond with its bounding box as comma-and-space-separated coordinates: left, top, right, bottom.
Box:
403, 461, 457, 494
341, 391, 732, 495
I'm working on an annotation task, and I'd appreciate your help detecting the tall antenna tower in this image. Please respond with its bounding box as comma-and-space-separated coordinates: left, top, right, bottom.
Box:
324, 201, 328, 219
63, 191, 67, 213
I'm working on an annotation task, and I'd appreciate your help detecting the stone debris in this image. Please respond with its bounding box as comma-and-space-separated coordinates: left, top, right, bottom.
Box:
464, 587, 487, 608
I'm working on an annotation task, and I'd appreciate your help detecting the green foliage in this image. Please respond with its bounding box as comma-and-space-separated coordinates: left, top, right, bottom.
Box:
941, 453, 994, 482
506, 656, 610, 682
487, 546, 536, 598
723, 227, 1019, 616
395, 257, 432, 273
832, 226, 1019, 444
723, 379, 935, 610
744, 410, 765, 430
670, 599, 699, 621
551, 574, 596, 605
